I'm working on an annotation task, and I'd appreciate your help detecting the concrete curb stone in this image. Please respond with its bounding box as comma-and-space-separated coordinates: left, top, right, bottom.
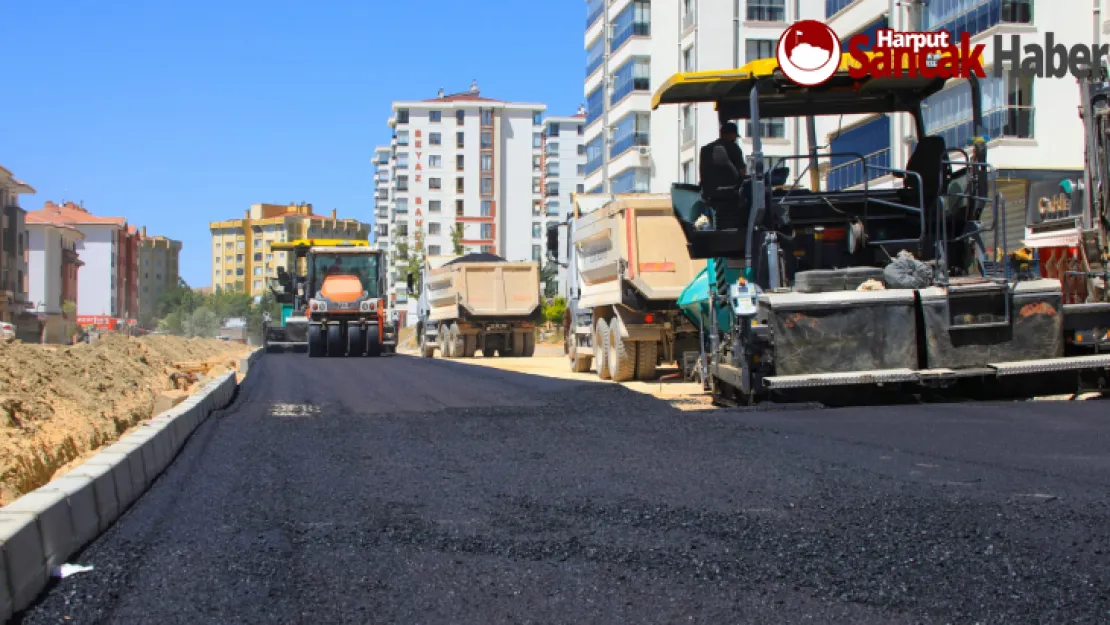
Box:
0, 349, 261, 618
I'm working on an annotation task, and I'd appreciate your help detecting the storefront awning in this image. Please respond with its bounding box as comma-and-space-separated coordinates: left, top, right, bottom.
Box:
1022, 228, 1081, 249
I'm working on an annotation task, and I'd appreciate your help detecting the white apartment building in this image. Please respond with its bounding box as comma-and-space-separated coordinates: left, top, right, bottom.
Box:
821, 0, 1089, 251
25, 216, 83, 342
383, 82, 547, 325
583, 0, 823, 195
373, 146, 392, 253
541, 109, 589, 296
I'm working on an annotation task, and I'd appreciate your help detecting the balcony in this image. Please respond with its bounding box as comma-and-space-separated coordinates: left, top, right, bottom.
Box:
586, 0, 604, 28
747, 1, 786, 22
610, 131, 649, 159
826, 148, 891, 191
544, 142, 559, 156
611, 19, 650, 53
544, 185, 560, 198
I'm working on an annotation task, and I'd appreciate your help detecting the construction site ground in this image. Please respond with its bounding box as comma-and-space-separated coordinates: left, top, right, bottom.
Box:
0, 334, 253, 506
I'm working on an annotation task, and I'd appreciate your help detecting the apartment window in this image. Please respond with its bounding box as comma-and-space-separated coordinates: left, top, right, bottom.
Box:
396, 152, 409, 169
396, 198, 409, 213
456, 110, 465, 124
480, 223, 493, 239
397, 130, 409, 145
533, 111, 543, 125
586, 85, 604, 126
253, 238, 262, 247
481, 200, 493, 217
266, 253, 273, 261
481, 131, 493, 148
828, 114, 892, 191
532, 200, 542, 217
428, 245, 441, 256
586, 35, 605, 77
237, 241, 245, 250
746, 117, 787, 139
532, 178, 542, 194
610, 112, 651, 158
577, 164, 586, 176
236, 254, 244, 262
396, 109, 409, 123
456, 131, 465, 148
428, 222, 441, 236
481, 108, 494, 125
429, 132, 442, 145
481, 177, 493, 195
397, 175, 409, 191
456, 154, 465, 170
533, 132, 542, 148
923, 74, 1035, 147
748, 0, 786, 22
253, 280, 262, 290
253, 252, 262, 261
429, 200, 442, 213
577, 184, 586, 193
925, 0, 1032, 36
578, 124, 584, 136
456, 177, 465, 193
254, 267, 263, 276
578, 144, 587, 156
546, 201, 560, 217
585, 135, 604, 176
532, 245, 542, 261
611, 168, 651, 193
428, 155, 442, 169
533, 155, 542, 171
532, 222, 542, 238
236, 268, 245, 276
746, 39, 775, 62
481, 154, 493, 171
429, 177, 442, 190
611, 56, 651, 105
611, 0, 651, 51
682, 160, 694, 184
683, 46, 695, 72
430, 111, 442, 123
456, 200, 465, 216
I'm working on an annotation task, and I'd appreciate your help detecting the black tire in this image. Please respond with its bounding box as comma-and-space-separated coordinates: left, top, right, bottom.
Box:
448, 324, 465, 358
308, 324, 326, 358
347, 325, 366, 357
463, 335, 477, 358
608, 320, 637, 382
570, 339, 592, 372
326, 324, 344, 357
594, 319, 611, 380
521, 331, 536, 357
636, 340, 659, 380
367, 328, 383, 357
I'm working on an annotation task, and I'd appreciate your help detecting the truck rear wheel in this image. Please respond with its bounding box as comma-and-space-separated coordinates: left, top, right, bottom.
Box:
594, 319, 611, 380
463, 335, 477, 358
521, 331, 535, 357
570, 339, 592, 372
367, 326, 383, 357
636, 341, 659, 380
608, 321, 637, 382
308, 324, 325, 358
447, 324, 464, 358
326, 324, 344, 357
347, 325, 365, 357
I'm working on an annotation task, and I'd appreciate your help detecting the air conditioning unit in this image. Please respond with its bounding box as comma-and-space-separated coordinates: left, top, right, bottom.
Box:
638, 146, 651, 158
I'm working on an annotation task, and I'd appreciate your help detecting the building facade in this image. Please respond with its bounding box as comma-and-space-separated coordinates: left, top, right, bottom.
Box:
582, 0, 823, 196
373, 146, 392, 254
541, 109, 588, 296
25, 213, 84, 342
209, 202, 369, 297
138, 227, 182, 326
380, 82, 547, 322
0, 165, 34, 324
31, 201, 134, 321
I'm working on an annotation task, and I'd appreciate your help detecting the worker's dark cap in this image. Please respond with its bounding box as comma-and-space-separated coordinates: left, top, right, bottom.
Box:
721, 122, 739, 135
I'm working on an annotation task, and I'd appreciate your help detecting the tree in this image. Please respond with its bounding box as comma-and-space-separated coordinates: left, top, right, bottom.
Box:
183, 307, 220, 338
451, 223, 465, 256
541, 260, 560, 298
406, 231, 425, 295
542, 297, 566, 325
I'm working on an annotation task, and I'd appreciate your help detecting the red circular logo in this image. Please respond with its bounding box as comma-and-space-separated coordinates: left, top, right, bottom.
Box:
776, 20, 842, 86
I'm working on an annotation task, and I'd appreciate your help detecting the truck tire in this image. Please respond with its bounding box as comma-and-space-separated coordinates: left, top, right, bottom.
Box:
347, 325, 365, 357
636, 341, 659, 380
308, 324, 326, 358
448, 324, 464, 358
440, 324, 453, 358
608, 320, 637, 382
463, 335, 477, 358
326, 324, 344, 357
570, 340, 592, 372
367, 327, 383, 357
521, 331, 536, 357
594, 319, 612, 380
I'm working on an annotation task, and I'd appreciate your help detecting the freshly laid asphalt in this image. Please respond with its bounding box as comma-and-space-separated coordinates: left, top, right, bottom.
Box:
14, 353, 1110, 624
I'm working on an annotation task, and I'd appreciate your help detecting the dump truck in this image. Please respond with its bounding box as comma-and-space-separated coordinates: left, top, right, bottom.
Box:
266, 239, 395, 357
545, 194, 706, 382
410, 253, 542, 358
651, 52, 1110, 406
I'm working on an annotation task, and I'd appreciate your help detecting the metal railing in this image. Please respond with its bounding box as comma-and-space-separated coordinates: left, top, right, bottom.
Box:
747, 1, 785, 21
825, 148, 891, 190
610, 131, 649, 158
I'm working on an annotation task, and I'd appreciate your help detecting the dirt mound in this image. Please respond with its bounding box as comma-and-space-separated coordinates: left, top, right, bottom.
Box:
0, 335, 251, 505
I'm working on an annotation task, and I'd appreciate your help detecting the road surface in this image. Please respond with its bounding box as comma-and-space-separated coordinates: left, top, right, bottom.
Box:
15, 353, 1110, 624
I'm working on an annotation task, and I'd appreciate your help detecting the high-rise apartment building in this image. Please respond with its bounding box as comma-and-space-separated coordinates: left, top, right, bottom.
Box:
541, 109, 588, 295
209, 203, 370, 296
137, 227, 182, 326
373, 146, 392, 255
583, 0, 822, 195
381, 82, 547, 322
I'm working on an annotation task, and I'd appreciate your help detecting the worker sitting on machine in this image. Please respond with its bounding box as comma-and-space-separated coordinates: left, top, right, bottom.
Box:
698, 121, 747, 230
326, 256, 345, 275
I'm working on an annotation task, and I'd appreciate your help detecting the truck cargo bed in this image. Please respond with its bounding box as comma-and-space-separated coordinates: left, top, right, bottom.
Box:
425, 260, 541, 324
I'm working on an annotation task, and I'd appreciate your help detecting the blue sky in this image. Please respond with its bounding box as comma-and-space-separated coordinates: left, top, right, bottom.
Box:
0, 0, 585, 287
